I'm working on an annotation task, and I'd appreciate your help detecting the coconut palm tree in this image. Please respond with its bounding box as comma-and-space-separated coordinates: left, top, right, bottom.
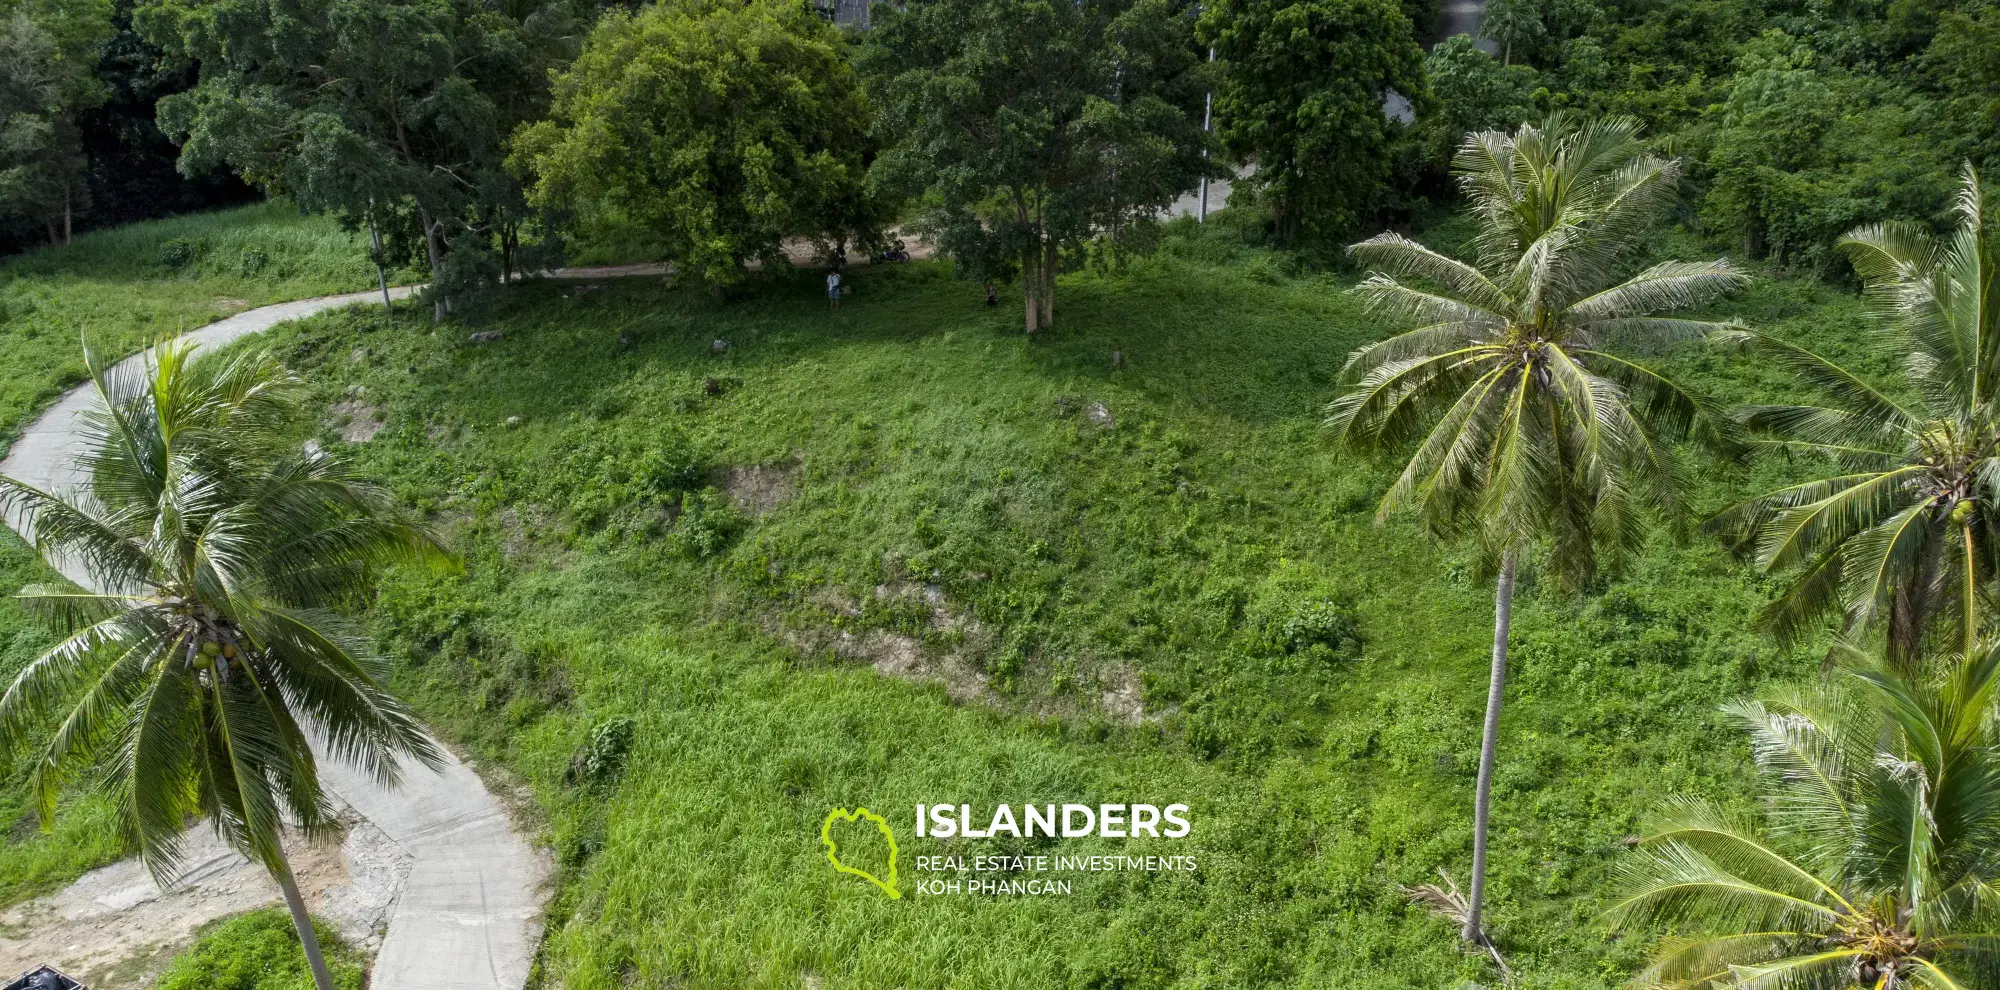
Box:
1606, 642, 2000, 988
0, 343, 444, 990
1711, 165, 2000, 669
1331, 114, 1747, 947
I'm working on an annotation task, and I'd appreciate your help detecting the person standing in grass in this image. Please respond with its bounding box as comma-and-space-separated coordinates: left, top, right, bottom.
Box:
827, 268, 842, 309
0, 343, 446, 990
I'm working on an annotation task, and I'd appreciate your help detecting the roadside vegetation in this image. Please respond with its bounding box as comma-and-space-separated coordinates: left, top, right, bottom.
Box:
153, 909, 366, 990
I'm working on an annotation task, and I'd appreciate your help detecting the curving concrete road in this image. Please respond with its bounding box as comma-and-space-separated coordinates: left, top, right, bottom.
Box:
0, 285, 549, 990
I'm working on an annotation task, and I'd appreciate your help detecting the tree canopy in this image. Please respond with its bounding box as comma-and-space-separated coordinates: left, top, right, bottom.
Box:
862, 0, 1213, 332
512, 0, 881, 289
1197, 0, 1427, 245
0, 0, 112, 244
135, 0, 581, 316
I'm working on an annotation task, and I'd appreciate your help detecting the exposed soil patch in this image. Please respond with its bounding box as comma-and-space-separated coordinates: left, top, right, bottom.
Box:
1099, 668, 1147, 723
0, 806, 408, 989
776, 583, 993, 703
330, 399, 386, 443
783, 579, 1153, 723
718, 461, 800, 516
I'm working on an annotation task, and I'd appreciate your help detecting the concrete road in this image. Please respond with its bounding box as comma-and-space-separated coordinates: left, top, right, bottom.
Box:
0, 284, 550, 990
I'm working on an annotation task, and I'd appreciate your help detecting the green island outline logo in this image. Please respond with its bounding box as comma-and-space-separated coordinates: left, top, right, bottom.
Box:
821, 806, 902, 899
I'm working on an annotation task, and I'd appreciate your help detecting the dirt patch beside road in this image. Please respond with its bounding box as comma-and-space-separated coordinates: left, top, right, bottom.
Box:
0, 806, 409, 989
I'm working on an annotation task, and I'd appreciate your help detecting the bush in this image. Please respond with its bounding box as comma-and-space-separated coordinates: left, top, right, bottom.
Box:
672, 487, 745, 559
157, 237, 202, 270
154, 908, 364, 990
1244, 561, 1363, 660
568, 715, 637, 787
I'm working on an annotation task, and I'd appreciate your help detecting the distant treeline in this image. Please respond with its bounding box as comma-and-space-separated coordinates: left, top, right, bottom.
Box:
5, 0, 1997, 285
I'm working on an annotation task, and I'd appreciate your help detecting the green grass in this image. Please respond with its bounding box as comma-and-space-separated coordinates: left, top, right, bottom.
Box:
154, 909, 366, 990
0, 200, 388, 455
0, 538, 123, 906
188, 219, 1879, 988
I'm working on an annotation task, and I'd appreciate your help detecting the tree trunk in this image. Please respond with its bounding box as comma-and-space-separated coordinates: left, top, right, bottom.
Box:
62, 183, 72, 245
272, 846, 338, 990
418, 207, 446, 322
1039, 240, 1056, 329
1462, 547, 1516, 945
368, 211, 392, 311
1021, 247, 1041, 334
1965, 520, 1979, 660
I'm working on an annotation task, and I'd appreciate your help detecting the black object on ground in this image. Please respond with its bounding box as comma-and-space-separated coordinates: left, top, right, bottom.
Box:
4, 966, 84, 990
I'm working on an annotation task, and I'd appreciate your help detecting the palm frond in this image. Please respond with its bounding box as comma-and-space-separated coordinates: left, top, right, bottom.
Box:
1566, 259, 1749, 324
1347, 233, 1513, 315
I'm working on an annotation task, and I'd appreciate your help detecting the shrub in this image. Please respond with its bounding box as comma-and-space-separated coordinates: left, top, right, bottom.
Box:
568, 715, 637, 787
157, 237, 202, 270
672, 487, 745, 559
1244, 562, 1363, 659
154, 908, 364, 990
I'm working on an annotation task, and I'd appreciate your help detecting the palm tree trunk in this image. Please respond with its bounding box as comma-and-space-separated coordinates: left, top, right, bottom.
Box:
272, 846, 337, 990
1965, 520, 1979, 660
1462, 547, 1516, 944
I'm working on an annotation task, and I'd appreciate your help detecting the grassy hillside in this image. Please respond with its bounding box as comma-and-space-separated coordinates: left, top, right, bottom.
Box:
175, 222, 1877, 988
0, 201, 387, 455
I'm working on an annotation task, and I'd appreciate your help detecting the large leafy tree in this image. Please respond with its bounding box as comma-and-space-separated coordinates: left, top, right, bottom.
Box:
0, 0, 112, 244
511, 0, 883, 291
135, 0, 582, 318
1608, 643, 2000, 988
862, 0, 1213, 333
1195, 0, 1428, 246
1330, 114, 1745, 948
0, 344, 444, 990
1700, 34, 1949, 271
1712, 165, 2000, 668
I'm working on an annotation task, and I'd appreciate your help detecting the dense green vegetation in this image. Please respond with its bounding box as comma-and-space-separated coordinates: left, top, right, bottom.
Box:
8, 0, 2000, 984
115, 219, 1861, 986
1609, 643, 2000, 984
154, 909, 366, 990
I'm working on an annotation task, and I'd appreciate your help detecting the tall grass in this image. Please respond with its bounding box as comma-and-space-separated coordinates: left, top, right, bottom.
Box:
155, 909, 366, 990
